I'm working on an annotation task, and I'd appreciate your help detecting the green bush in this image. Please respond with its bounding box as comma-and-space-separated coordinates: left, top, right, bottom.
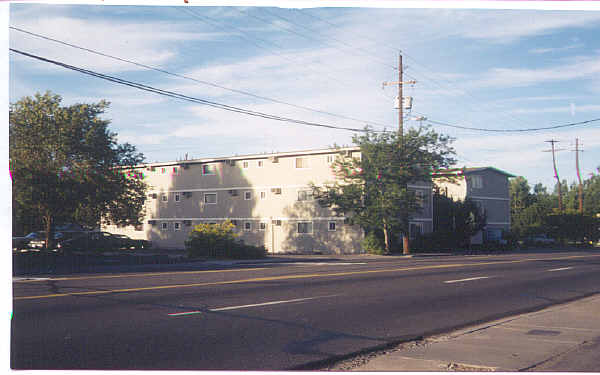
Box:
361, 232, 386, 255
185, 221, 267, 259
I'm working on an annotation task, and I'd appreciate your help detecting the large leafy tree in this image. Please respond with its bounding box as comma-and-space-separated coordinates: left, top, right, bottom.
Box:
311, 127, 456, 254
10, 92, 147, 248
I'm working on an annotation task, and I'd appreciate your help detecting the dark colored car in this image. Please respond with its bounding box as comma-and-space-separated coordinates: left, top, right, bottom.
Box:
112, 234, 152, 250
12, 236, 28, 252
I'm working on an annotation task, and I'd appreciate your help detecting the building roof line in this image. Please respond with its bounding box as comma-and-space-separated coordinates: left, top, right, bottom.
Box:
126, 146, 361, 169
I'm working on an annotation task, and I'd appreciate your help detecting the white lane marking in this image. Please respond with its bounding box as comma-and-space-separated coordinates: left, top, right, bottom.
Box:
547, 267, 573, 272
13, 277, 51, 282
292, 262, 367, 266
209, 295, 340, 312
168, 311, 202, 317
444, 276, 492, 284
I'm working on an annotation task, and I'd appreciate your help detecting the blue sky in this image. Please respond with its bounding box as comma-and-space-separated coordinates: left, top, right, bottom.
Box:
5, 1, 600, 190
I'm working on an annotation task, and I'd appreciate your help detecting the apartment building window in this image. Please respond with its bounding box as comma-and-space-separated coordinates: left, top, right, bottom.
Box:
295, 157, 309, 169
298, 189, 314, 201
172, 166, 179, 175
204, 193, 217, 204
161, 222, 169, 231
258, 160, 264, 167
415, 190, 429, 208
244, 222, 252, 231
202, 164, 216, 176
161, 167, 167, 174
174, 193, 180, 202
259, 222, 267, 231
174, 222, 181, 231
326, 155, 335, 164
409, 223, 423, 239
297, 222, 313, 234
161, 194, 168, 202
470, 175, 483, 189
328, 221, 337, 231
242, 161, 249, 169
134, 224, 143, 231
260, 191, 267, 200
244, 191, 252, 200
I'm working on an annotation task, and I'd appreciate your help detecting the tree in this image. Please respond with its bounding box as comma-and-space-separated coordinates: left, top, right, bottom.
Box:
10, 92, 147, 248
433, 193, 487, 248
311, 127, 456, 254
583, 167, 600, 216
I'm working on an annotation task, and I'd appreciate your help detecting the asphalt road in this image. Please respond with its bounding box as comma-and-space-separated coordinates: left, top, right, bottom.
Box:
11, 250, 600, 370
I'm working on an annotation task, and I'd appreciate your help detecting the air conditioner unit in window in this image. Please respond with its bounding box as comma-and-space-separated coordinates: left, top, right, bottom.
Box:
269, 156, 279, 163
148, 220, 156, 225
229, 190, 239, 196
271, 188, 282, 194
183, 191, 193, 198
183, 220, 192, 226
271, 220, 282, 226
181, 164, 189, 169
151, 193, 157, 199
226, 160, 236, 166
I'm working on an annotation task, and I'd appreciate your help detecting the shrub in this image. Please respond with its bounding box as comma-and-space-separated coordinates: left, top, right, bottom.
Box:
185, 221, 267, 259
361, 232, 385, 255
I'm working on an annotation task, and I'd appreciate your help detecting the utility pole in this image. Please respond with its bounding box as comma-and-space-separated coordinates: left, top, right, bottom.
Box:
382, 53, 416, 137
543, 139, 564, 212
382, 53, 417, 255
573, 138, 584, 214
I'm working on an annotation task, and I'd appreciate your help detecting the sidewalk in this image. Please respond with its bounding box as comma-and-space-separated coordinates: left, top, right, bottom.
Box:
342, 293, 600, 372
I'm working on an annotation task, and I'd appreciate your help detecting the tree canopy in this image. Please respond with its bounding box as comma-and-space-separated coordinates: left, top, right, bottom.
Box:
311, 127, 456, 254
10, 91, 147, 247
509, 172, 600, 243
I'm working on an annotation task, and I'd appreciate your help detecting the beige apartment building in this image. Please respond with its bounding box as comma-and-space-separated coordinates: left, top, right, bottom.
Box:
104, 147, 434, 254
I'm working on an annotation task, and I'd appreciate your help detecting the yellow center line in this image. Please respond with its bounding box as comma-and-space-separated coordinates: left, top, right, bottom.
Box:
13, 267, 270, 282
14, 254, 600, 301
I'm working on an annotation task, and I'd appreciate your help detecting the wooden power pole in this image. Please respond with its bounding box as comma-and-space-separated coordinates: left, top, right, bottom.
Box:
573, 138, 584, 214
544, 139, 564, 212
382, 53, 416, 136
382, 53, 416, 255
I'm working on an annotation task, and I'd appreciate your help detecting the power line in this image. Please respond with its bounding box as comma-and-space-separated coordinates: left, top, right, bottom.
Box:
9, 25, 392, 129
10, 48, 388, 134
423, 116, 600, 133
295, 9, 534, 130
249, 7, 398, 71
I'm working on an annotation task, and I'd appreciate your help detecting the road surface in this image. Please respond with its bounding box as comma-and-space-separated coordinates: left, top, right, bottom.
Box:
11, 250, 600, 370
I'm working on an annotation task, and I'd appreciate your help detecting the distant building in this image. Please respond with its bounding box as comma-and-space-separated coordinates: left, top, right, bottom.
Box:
104, 147, 434, 253
433, 167, 515, 244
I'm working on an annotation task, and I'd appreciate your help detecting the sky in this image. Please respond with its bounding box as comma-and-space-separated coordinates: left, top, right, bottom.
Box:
5, 1, 600, 191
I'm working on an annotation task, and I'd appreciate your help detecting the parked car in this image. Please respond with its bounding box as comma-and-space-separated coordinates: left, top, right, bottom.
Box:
525, 234, 556, 245
24, 231, 88, 252
112, 234, 150, 250
12, 236, 28, 252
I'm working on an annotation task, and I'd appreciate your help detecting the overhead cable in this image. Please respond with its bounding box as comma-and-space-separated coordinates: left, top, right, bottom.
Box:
9, 25, 391, 129
424, 117, 600, 133
10, 48, 386, 134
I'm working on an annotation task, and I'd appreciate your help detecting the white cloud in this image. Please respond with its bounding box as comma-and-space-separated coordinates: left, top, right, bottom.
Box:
529, 43, 584, 54
9, 16, 226, 73
451, 11, 600, 43
510, 104, 600, 115
473, 54, 600, 88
